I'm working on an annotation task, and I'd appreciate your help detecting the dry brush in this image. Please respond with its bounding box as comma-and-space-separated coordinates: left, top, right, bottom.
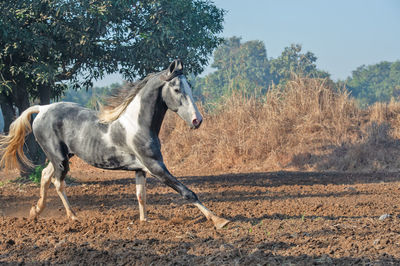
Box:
160, 76, 400, 175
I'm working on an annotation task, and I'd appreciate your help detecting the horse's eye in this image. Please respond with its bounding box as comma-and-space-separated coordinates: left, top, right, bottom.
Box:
174, 88, 181, 93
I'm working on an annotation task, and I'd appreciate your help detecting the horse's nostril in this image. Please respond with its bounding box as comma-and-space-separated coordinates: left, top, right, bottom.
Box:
192, 119, 200, 127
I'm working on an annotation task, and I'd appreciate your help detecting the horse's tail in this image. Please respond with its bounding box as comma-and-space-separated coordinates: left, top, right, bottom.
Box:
0, 105, 40, 171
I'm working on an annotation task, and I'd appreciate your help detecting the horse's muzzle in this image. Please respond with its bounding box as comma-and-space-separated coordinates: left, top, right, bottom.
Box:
192, 118, 202, 129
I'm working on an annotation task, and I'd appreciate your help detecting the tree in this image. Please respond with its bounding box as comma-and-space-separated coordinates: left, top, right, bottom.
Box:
194, 37, 270, 102
193, 38, 329, 105
346, 61, 400, 106
269, 44, 329, 86
0, 0, 225, 168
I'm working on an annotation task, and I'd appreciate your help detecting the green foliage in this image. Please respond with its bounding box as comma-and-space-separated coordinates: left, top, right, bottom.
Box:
269, 44, 330, 86
29, 164, 46, 184
122, 0, 225, 78
346, 61, 400, 106
0, 0, 225, 132
0, 0, 224, 92
0, 180, 10, 187
197, 37, 270, 100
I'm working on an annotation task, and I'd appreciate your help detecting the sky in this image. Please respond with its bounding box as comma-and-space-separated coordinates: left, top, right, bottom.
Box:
93, 0, 400, 87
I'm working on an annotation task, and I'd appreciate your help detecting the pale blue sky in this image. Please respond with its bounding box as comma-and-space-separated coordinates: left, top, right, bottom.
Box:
94, 0, 400, 86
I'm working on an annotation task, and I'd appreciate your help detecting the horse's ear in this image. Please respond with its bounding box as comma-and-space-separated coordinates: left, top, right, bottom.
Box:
168, 59, 183, 75
175, 59, 183, 71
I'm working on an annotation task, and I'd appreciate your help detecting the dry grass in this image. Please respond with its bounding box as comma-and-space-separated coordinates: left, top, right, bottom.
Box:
160, 76, 400, 175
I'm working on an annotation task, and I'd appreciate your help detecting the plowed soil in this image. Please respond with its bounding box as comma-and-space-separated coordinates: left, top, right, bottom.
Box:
1, 159, 400, 265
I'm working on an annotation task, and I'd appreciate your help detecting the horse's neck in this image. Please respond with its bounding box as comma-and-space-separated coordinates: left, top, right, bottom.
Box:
118, 87, 167, 137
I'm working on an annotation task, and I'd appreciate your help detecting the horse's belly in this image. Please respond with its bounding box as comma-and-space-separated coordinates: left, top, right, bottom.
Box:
77, 150, 142, 171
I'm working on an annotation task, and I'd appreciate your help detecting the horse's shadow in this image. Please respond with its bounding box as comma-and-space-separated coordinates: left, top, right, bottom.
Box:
178, 171, 400, 187
64, 170, 400, 220
77, 170, 400, 188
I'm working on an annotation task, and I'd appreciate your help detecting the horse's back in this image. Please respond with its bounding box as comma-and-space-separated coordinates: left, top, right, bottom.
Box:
34, 102, 100, 127
33, 102, 105, 156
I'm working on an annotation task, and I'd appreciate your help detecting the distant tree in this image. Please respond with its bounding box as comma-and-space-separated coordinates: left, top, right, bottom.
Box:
0, 0, 224, 168
194, 37, 270, 102
269, 44, 330, 86
61, 83, 120, 108
346, 61, 400, 106
193, 39, 329, 104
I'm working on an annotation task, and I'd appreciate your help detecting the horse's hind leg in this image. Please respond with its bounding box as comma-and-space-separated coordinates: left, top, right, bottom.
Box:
30, 162, 54, 219
135, 170, 147, 221
52, 159, 78, 221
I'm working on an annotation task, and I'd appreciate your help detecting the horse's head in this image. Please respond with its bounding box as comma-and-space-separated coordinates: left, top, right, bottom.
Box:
162, 60, 203, 129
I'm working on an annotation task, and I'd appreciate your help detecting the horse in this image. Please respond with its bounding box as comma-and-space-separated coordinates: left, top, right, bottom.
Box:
0, 60, 230, 229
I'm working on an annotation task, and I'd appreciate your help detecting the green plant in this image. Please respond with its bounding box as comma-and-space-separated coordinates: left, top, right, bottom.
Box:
29, 164, 46, 184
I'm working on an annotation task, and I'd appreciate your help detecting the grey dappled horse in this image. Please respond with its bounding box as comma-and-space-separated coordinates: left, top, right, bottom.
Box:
0, 60, 230, 229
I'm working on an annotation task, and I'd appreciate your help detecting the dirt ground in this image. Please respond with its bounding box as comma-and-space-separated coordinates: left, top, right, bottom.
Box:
1, 159, 400, 265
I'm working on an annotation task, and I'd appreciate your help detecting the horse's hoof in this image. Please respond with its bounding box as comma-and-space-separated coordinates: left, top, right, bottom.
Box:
212, 216, 231, 230
29, 206, 38, 220
68, 213, 79, 222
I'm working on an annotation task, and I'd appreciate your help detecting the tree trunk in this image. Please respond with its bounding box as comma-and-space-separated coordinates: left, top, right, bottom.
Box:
38, 84, 51, 105
0, 92, 15, 133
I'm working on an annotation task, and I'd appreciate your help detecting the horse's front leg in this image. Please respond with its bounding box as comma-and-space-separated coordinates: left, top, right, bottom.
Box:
135, 170, 147, 222
143, 159, 230, 229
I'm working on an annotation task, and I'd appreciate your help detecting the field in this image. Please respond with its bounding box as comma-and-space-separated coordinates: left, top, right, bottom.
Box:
1, 159, 400, 265
2, 77, 400, 265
